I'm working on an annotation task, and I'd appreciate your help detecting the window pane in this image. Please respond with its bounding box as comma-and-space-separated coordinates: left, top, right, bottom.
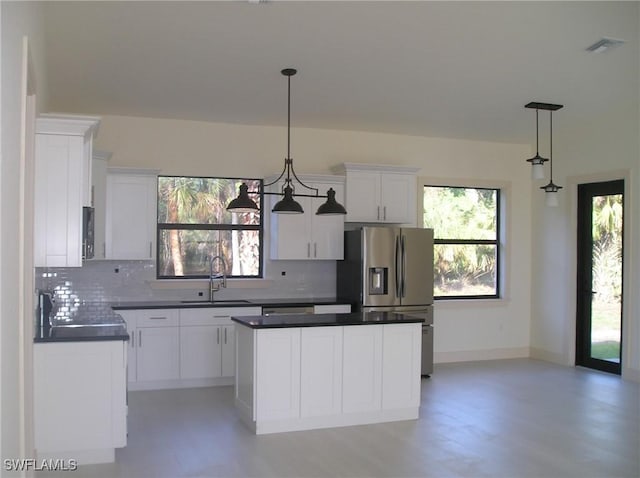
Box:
158, 229, 260, 277
158, 177, 261, 226
434, 244, 497, 296
424, 186, 497, 240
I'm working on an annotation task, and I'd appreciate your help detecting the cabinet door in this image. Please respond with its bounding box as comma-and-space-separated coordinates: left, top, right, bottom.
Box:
345, 171, 381, 222
90, 152, 110, 259
255, 328, 301, 420
310, 182, 345, 260
300, 327, 343, 418
106, 173, 156, 260
180, 325, 222, 379
118, 310, 138, 383
34, 134, 84, 267
381, 323, 421, 410
270, 195, 312, 259
380, 173, 416, 224
137, 327, 179, 382
342, 325, 383, 413
34, 341, 126, 452
221, 324, 236, 377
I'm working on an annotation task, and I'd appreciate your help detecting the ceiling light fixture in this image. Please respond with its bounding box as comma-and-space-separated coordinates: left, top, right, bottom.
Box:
227, 68, 347, 216
586, 37, 625, 53
525, 102, 564, 207
524, 107, 548, 179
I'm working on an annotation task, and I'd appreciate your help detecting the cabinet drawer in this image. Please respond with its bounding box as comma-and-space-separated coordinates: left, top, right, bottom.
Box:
314, 304, 351, 314
180, 307, 261, 326
137, 309, 179, 327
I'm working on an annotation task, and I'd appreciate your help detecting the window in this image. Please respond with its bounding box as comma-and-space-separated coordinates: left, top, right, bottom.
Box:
423, 185, 500, 299
157, 176, 263, 279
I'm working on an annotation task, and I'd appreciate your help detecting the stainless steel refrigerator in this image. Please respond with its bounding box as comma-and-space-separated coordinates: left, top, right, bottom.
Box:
337, 226, 434, 375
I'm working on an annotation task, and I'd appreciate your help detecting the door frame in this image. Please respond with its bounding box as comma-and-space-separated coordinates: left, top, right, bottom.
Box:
575, 179, 624, 374
567, 170, 631, 377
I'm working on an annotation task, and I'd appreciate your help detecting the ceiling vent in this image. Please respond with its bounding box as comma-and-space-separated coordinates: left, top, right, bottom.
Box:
586, 37, 625, 53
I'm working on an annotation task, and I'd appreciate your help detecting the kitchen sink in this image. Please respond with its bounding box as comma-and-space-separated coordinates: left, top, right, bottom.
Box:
179, 299, 251, 304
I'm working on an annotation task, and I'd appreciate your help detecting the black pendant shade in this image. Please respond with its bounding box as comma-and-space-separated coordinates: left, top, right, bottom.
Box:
227, 68, 347, 216
316, 188, 347, 215
226, 183, 259, 213
271, 186, 304, 214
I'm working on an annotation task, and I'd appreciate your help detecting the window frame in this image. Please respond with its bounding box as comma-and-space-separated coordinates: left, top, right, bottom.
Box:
156, 175, 264, 280
424, 184, 501, 300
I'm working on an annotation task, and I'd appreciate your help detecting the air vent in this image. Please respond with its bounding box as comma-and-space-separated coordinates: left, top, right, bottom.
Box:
586, 37, 625, 53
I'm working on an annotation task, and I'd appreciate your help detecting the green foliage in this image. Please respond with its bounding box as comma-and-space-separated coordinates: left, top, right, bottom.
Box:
157, 177, 261, 277
591, 194, 623, 304
424, 186, 498, 296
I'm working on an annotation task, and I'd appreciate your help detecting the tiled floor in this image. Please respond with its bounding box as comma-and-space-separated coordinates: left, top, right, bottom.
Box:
40, 359, 639, 477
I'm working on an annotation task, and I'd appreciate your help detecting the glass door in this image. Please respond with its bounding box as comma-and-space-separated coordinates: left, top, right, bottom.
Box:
576, 180, 624, 374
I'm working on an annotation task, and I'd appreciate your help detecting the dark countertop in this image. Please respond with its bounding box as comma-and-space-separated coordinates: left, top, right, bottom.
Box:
34, 302, 129, 343
231, 311, 425, 329
111, 297, 350, 310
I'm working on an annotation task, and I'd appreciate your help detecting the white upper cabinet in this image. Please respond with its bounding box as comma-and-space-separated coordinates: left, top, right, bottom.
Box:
34, 114, 100, 267
105, 168, 158, 260
269, 175, 345, 260
89, 151, 111, 260
334, 163, 419, 226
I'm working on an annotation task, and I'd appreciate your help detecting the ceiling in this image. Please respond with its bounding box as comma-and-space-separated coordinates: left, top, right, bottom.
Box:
43, 1, 638, 144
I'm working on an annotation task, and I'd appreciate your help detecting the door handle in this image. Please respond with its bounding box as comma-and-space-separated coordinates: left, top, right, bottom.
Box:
401, 235, 406, 297
395, 236, 401, 298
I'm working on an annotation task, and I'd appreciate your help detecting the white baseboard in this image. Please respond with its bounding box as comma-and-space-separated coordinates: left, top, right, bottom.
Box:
251, 407, 420, 435
434, 347, 529, 364
128, 376, 233, 391
529, 347, 569, 366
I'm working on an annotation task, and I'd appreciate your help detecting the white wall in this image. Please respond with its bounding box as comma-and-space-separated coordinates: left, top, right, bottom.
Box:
94, 115, 532, 363
0, 0, 47, 464
530, 19, 640, 381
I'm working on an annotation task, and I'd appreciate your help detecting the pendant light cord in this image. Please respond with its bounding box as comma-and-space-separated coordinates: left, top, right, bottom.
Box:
535, 109, 539, 155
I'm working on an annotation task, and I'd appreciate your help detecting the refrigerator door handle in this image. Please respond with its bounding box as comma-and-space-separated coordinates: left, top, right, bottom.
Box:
401, 234, 406, 297
395, 235, 401, 298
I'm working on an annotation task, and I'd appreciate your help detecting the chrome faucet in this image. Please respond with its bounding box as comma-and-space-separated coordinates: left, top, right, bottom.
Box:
208, 255, 228, 302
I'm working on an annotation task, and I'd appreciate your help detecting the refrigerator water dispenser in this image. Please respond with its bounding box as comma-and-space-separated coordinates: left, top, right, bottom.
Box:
368, 267, 388, 295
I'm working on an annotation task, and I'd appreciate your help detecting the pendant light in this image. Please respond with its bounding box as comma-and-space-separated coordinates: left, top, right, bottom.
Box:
524, 102, 563, 207
227, 68, 347, 216
525, 108, 548, 179
540, 108, 562, 207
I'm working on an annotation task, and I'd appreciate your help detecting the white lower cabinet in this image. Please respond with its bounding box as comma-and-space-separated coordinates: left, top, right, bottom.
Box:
236, 322, 422, 434
137, 326, 180, 382
118, 306, 260, 390
34, 341, 127, 464
381, 323, 422, 410
342, 324, 383, 414
300, 327, 343, 418
256, 328, 301, 421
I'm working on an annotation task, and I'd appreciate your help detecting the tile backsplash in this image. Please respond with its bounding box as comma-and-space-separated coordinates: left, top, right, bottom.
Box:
35, 259, 337, 304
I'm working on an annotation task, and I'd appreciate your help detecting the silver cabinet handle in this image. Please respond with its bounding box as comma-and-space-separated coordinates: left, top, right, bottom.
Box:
149, 316, 166, 320
314, 243, 317, 258
149, 241, 152, 258
217, 327, 220, 344
213, 315, 229, 318
377, 206, 380, 220
224, 327, 228, 344
307, 243, 311, 258
383, 206, 387, 220
138, 330, 142, 347
103, 243, 106, 258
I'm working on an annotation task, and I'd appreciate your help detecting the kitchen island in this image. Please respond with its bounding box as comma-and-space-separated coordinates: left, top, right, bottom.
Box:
232, 311, 423, 434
